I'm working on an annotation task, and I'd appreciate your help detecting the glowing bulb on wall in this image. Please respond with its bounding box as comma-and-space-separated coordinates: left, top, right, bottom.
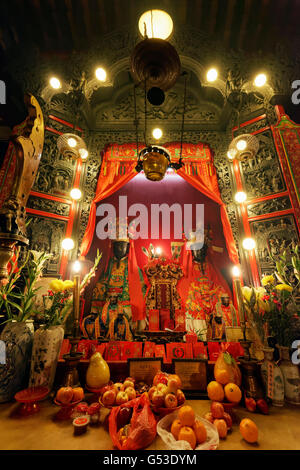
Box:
234, 191, 247, 203
206, 68, 218, 82
254, 73, 267, 87
95, 67, 107, 81
156, 247, 162, 256
227, 149, 236, 160
79, 148, 88, 160
236, 139, 247, 151
232, 265, 241, 278
67, 137, 77, 148
49, 77, 61, 89
70, 188, 82, 200
242, 238, 256, 250
152, 128, 163, 139
138, 10, 173, 40
73, 260, 81, 273
62, 238, 75, 251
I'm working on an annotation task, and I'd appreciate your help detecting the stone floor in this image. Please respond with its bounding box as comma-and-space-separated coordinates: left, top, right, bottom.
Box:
0, 398, 300, 450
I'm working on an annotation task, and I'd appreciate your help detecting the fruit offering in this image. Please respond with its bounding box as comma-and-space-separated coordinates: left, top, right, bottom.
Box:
214, 352, 242, 386
86, 352, 110, 389
203, 401, 233, 440
239, 418, 259, 443
56, 386, 84, 404
99, 378, 137, 407
170, 405, 207, 449
207, 380, 242, 406
149, 372, 185, 410
244, 394, 269, 415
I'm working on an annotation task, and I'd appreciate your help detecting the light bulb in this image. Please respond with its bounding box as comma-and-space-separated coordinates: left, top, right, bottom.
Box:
232, 265, 241, 277
206, 68, 218, 82
243, 238, 256, 250
254, 73, 267, 87
49, 77, 61, 89
79, 148, 88, 159
62, 238, 75, 251
73, 260, 81, 273
138, 10, 173, 40
156, 247, 162, 255
227, 149, 236, 160
67, 137, 77, 148
235, 191, 247, 203
236, 139, 247, 151
70, 188, 82, 200
152, 128, 163, 139
95, 67, 107, 81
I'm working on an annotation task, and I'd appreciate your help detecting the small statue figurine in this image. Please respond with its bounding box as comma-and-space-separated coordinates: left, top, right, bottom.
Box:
215, 293, 238, 327
206, 307, 224, 341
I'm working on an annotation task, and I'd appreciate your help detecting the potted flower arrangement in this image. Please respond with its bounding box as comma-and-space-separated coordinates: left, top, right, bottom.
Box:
0, 249, 51, 402
28, 251, 102, 391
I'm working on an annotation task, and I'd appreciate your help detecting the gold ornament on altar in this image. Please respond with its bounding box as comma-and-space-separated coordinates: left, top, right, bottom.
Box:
139, 146, 170, 181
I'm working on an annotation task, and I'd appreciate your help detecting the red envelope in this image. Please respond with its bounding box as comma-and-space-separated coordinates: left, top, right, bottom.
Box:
166, 342, 186, 361
131, 342, 143, 358
207, 342, 222, 361
105, 342, 122, 361
143, 342, 156, 358
160, 309, 170, 330
222, 342, 244, 359
193, 342, 208, 359
91, 343, 107, 357
185, 343, 193, 359
77, 340, 91, 359
175, 309, 185, 331
121, 342, 133, 360
148, 309, 160, 331
185, 332, 198, 344
154, 344, 166, 362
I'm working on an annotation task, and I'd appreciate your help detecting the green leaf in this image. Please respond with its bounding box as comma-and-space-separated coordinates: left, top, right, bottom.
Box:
223, 352, 233, 365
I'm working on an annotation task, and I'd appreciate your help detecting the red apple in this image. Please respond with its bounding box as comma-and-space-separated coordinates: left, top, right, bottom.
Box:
123, 379, 135, 390
213, 419, 228, 439
113, 383, 124, 393
245, 396, 256, 412
56, 387, 74, 404
148, 386, 157, 401
176, 389, 185, 406
99, 384, 114, 396
125, 387, 136, 401
165, 393, 178, 409
166, 378, 179, 394
211, 401, 224, 419
116, 407, 132, 429
223, 412, 233, 429
153, 372, 168, 386
157, 383, 168, 396
256, 398, 269, 415
116, 391, 129, 405
102, 388, 116, 406
151, 390, 165, 408
168, 374, 182, 389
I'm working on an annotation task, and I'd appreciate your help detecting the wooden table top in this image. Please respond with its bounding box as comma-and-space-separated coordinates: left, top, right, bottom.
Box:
0, 398, 300, 451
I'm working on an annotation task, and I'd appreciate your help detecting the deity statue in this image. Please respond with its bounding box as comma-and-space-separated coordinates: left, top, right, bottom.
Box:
87, 218, 146, 338
215, 293, 238, 328
104, 288, 133, 341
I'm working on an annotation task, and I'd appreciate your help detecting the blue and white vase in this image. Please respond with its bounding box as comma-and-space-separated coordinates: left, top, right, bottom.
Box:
0, 321, 33, 402
29, 325, 64, 391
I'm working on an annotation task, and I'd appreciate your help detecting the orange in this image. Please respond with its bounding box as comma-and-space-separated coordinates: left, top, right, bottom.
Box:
207, 381, 224, 402
214, 368, 231, 385
224, 383, 242, 404
193, 420, 207, 444
178, 405, 196, 426
72, 387, 84, 401
171, 419, 183, 440
240, 418, 258, 443
178, 426, 197, 449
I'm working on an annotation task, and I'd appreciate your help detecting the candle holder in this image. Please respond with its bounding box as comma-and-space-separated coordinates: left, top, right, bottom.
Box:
61, 337, 83, 388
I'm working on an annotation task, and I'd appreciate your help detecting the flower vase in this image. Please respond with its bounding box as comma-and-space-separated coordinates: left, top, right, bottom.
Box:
277, 345, 300, 405
29, 325, 64, 391
260, 347, 284, 406
0, 321, 33, 402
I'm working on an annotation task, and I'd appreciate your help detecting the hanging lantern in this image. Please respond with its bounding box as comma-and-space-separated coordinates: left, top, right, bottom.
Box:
228, 133, 259, 162
139, 146, 170, 181
57, 133, 88, 160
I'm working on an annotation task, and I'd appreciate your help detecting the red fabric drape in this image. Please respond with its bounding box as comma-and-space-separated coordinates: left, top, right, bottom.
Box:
177, 165, 239, 265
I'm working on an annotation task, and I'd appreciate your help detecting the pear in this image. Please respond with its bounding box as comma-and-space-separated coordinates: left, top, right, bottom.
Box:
86, 352, 110, 389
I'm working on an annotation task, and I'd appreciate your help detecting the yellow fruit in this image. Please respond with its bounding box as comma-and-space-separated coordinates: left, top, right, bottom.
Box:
178, 426, 197, 449
224, 383, 242, 404
240, 418, 258, 443
171, 419, 182, 440
178, 405, 196, 426
193, 420, 207, 444
214, 352, 242, 387
214, 368, 231, 385
207, 381, 225, 402
86, 352, 110, 389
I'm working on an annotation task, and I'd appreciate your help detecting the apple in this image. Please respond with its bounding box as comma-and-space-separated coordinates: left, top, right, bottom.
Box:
116, 391, 129, 405
166, 378, 179, 394
102, 388, 117, 406
148, 386, 157, 401
168, 374, 182, 389
203, 412, 214, 423
211, 401, 224, 419
125, 387, 136, 401
157, 383, 168, 396
56, 386, 74, 404
165, 393, 178, 409
213, 419, 228, 439
151, 390, 165, 408
176, 389, 185, 406
114, 382, 124, 393
223, 412, 233, 429
153, 372, 168, 386
99, 384, 114, 396
116, 407, 132, 429
123, 380, 135, 390
245, 396, 256, 412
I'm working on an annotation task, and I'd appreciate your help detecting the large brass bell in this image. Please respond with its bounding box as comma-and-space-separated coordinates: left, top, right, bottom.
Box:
139, 146, 170, 181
